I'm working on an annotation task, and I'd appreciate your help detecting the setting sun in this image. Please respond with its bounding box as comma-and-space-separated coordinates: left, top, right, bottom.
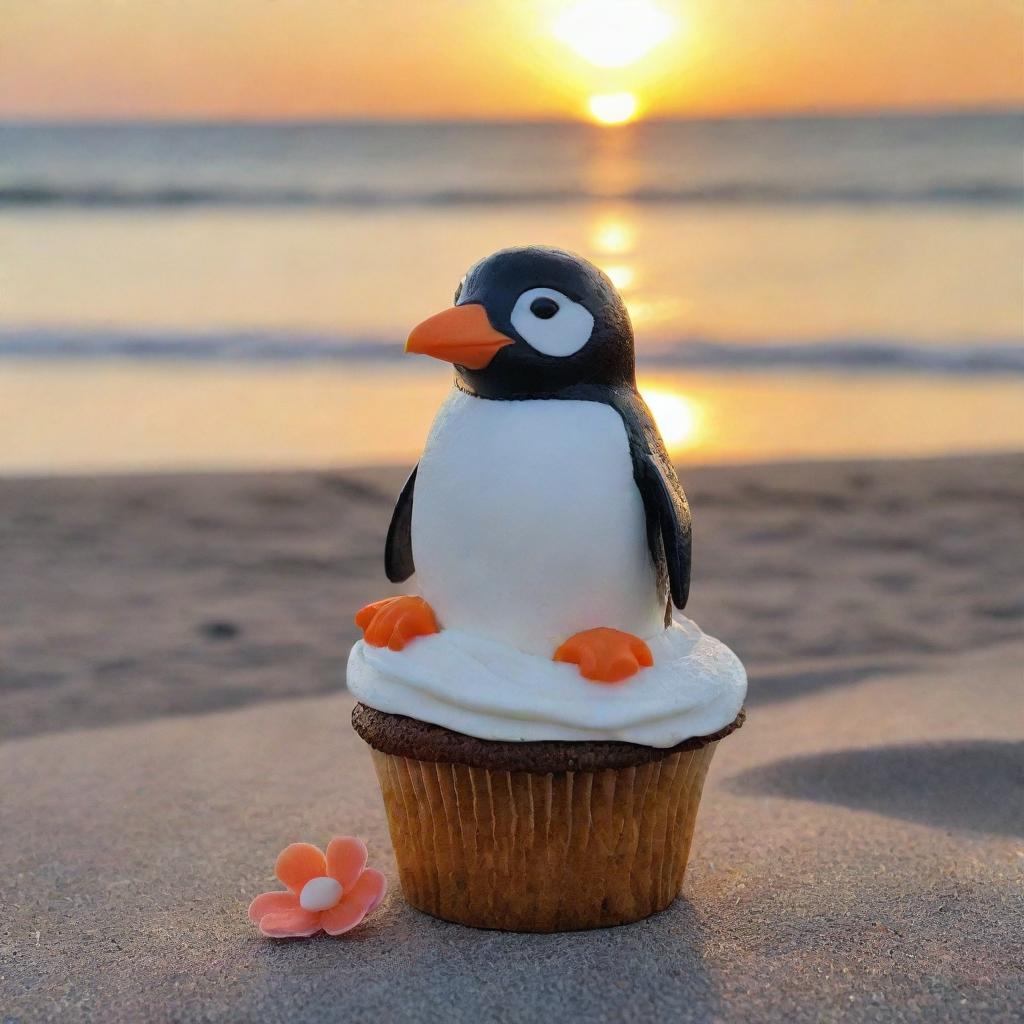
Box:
588, 92, 639, 125
639, 386, 701, 451
553, 0, 675, 69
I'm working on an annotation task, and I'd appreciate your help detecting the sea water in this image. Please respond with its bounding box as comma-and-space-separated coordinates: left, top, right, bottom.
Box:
1, 112, 1021, 472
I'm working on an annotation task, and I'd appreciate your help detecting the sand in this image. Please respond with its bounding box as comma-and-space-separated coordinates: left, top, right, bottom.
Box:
4, 453, 1022, 743
1, 453, 1022, 1021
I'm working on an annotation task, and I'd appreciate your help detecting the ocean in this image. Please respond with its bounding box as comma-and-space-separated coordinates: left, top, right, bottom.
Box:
2, 111, 1022, 473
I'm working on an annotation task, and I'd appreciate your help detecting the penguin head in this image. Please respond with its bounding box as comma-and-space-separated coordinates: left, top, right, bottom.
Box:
406, 246, 636, 398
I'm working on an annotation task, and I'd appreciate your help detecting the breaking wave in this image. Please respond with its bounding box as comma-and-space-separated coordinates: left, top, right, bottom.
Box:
2, 180, 1021, 208
3, 328, 1022, 375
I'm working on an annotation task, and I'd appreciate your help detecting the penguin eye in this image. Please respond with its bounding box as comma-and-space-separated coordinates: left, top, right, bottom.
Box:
511, 287, 594, 357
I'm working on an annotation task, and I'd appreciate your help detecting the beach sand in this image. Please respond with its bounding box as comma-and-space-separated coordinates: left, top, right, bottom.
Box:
1, 453, 1022, 1021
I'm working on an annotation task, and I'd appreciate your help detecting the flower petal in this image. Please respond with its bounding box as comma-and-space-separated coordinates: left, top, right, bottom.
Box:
275, 842, 327, 893
258, 907, 323, 939
326, 837, 368, 890
248, 890, 298, 925
321, 869, 387, 935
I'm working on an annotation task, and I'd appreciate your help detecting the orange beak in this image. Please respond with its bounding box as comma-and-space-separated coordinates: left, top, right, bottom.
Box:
406, 303, 513, 369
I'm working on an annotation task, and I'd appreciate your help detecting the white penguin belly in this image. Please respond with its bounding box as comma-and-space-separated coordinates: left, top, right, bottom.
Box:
411, 388, 666, 656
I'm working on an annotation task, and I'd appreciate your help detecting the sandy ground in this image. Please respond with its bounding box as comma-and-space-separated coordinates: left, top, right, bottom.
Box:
1, 453, 1022, 1022
3, 454, 1022, 741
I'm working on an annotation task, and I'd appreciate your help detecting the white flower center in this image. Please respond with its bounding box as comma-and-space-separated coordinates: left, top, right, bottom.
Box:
299, 876, 343, 912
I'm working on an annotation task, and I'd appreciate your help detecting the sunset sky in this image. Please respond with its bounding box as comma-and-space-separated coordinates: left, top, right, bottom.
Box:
2, 0, 1022, 121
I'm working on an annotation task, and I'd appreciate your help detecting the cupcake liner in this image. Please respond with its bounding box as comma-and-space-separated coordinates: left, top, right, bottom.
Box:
370, 742, 718, 932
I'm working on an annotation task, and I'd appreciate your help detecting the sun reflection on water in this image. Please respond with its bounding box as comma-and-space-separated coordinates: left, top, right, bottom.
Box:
638, 382, 702, 453
591, 218, 635, 255
602, 263, 635, 290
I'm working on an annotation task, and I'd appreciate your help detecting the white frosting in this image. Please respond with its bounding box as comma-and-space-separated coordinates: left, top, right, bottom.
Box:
410, 389, 665, 656
347, 617, 746, 748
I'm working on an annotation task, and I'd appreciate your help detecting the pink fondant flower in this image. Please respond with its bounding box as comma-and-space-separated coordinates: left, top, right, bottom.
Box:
248, 837, 387, 938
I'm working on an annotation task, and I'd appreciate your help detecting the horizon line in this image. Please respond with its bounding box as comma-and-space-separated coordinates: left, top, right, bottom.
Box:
2, 101, 1021, 128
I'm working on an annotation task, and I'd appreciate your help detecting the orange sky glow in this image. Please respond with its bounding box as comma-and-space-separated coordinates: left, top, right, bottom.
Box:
2, 0, 1021, 120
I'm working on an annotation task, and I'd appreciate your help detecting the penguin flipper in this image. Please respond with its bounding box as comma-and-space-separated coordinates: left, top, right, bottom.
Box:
634, 451, 692, 609
609, 390, 692, 610
385, 465, 417, 583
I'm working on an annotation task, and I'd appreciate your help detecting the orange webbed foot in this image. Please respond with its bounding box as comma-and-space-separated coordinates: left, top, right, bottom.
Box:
355, 596, 439, 651
553, 627, 654, 684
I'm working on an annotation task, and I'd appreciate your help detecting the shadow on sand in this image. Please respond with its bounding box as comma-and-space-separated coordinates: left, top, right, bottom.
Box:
729, 740, 1024, 837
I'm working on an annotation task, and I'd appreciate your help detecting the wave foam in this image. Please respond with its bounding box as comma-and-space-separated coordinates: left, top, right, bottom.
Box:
2, 181, 1021, 209
3, 328, 1022, 375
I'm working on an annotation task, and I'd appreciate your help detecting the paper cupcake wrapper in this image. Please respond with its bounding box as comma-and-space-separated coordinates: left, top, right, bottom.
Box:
371, 743, 718, 932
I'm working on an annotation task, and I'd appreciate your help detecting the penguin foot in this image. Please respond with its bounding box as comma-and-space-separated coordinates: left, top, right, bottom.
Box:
355, 596, 439, 651
553, 627, 654, 684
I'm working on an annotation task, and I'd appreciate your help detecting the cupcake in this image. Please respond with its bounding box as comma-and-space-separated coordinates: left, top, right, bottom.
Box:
348, 246, 746, 932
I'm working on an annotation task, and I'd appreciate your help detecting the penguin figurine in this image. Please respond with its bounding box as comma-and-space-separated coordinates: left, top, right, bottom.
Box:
355, 245, 691, 684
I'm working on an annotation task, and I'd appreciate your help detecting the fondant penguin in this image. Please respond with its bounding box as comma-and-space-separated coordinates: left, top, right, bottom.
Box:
355, 246, 691, 683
